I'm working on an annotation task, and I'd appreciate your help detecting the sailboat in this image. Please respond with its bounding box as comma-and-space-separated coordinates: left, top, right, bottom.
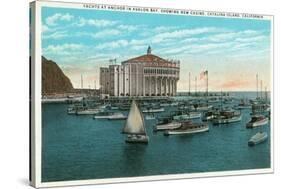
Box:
122, 100, 149, 143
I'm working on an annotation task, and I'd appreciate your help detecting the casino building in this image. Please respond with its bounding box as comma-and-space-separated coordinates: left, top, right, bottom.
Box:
100, 46, 180, 97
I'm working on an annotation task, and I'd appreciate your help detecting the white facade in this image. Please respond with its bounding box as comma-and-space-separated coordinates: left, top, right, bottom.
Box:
100, 47, 180, 97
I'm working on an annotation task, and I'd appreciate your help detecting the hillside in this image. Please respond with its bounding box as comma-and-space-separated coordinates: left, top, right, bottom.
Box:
42, 56, 74, 94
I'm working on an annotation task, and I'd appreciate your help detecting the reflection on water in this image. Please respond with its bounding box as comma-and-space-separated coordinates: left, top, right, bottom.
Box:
122, 144, 147, 176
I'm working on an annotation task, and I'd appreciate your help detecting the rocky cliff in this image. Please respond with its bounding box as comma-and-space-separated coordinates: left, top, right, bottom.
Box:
42, 56, 74, 94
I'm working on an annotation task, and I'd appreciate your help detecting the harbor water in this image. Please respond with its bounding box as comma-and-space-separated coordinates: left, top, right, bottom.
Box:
42, 92, 271, 182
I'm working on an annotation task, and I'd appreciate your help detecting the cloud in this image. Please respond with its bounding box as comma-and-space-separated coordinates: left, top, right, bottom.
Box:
42, 31, 68, 39
92, 29, 121, 38
203, 30, 263, 43
42, 24, 51, 33
46, 13, 74, 26
95, 38, 150, 51
152, 27, 219, 42
96, 40, 129, 50
235, 35, 267, 42
43, 43, 84, 55
118, 24, 139, 32
76, 18, 117, 27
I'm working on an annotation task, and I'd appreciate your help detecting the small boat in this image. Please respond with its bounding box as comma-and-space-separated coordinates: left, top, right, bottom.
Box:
213, 110, 242, 124
237, 99, 251, 109
246, 115, 269, 128
65, 96, 84, 103
142, 107, 164, 113
107, 112, 127, 120
76, 108, 101, 115
109, 106, 119, 110
145, 114, 156, 120
164, 120, 209, 135
154, 118, 182, 131
202, 111, 216, 121
119, 104, 131, 110
248, 132, 268, 146
122, 100, 149, 143
191, 104, 213, 111
160, 103, 171, 107
251, 103, 270, 115
42, 96, 68, 103
67, 104, 84, 114
94, 112, 126, 120
208, 98, 220, 104
170, 102, 179, 106
172, 111, 201, 120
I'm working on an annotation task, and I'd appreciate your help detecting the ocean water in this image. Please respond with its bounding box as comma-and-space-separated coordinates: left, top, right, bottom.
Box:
42, 92, 271, 182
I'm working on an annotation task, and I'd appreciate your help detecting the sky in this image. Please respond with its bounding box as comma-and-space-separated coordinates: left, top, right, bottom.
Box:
41, 7, 271, 92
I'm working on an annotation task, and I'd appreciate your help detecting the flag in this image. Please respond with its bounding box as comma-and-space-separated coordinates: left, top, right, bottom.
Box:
200, 70, 208, 80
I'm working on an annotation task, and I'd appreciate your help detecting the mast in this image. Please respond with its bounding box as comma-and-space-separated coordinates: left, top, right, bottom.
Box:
220, 89, 223, 111
195, 76, 197, 96
81, 74, 84, 89
189, 72, 191, 96
256, 74, 258, 99
206, 71, 208, 97
260, 80, 263, 99
265, 86, 267, 102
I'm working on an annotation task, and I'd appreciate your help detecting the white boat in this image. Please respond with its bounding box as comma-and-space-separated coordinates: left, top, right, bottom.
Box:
42, 97, 68, 103
173, 112, 201, 120
203, 111, 216, 121
213, 115, 242, 124
142, 107, 164, 113
164, 120, 209, 135
76, 108, 101, 115
155, 120, 181, 131
107, 112, 127, 120
94, 112, 126, 119
246, 115, 269, 128
191, 104, 213, 111
251, 103, 270, 115
248, 132, 268, 146
213, 110, 242, 124
67, 105, 84, 114
170, 102, 179, 106
66, 96, 84, 103
122, 100, 149, 143
145, 114, 156, 120
109, 106, 119, 110
160, 103, 171, 107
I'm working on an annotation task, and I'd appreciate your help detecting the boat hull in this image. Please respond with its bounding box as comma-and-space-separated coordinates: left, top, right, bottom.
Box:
108, 116, 127, 120
155, 122, 182, 131
173, 113, 201, 120
164, 126, 209, 136
213, 115, 242, 124
246, 118, 269, 128
125, 135, 149, 143
142, 108, 164, 113
248, 132, 268, 146
76, 110, 100, 115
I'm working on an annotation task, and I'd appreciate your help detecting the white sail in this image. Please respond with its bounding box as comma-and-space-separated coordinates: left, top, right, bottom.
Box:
123, 100, 146, 135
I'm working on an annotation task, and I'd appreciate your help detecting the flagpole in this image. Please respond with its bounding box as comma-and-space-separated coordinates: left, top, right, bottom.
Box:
260, 80, 263, 99
206, 71, 208, 97
195, 76, 197, 96
256, 73, 258, 99
189, 72, 191, 96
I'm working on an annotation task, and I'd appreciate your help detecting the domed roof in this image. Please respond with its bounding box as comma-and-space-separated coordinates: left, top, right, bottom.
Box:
122, 47, 180, 68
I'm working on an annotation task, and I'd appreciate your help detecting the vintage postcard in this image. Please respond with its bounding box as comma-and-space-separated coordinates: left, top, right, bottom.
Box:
30, 0, 273, 188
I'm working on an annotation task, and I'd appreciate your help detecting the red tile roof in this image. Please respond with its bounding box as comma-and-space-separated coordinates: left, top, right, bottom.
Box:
122, 54, 180, 68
